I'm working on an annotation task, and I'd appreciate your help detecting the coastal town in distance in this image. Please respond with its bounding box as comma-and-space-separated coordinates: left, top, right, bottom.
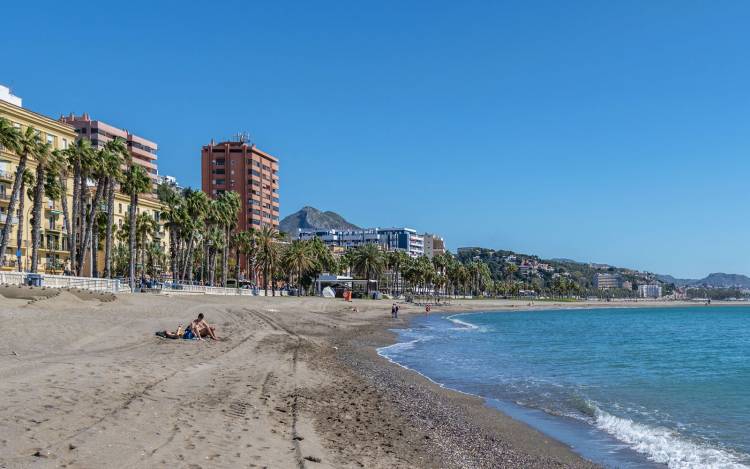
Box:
2, 3, 750, 469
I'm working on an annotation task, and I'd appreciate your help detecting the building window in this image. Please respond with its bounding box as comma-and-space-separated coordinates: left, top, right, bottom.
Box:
118, 203, 122, 214
214, 179, 225, 185
214, 159, 225, 165
211, 169, 225, 175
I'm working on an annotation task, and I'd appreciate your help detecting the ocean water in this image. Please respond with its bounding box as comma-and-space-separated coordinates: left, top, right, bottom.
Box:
378, 307, 750, 469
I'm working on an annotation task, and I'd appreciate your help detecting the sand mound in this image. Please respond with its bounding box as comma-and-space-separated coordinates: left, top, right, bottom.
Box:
0, 284, 60, 301
64, 288, 117, 303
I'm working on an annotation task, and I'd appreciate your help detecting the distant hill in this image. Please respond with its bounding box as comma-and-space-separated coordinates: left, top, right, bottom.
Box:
657, 273, 750, 289
279, 206, 360, 235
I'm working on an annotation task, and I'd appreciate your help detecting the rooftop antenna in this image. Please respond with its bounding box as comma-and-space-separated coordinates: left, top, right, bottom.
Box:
234, 131, 252, 144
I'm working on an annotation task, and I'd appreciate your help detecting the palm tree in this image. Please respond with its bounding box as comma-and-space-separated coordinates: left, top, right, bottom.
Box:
29, 141, 55, 273
232, 230, 253, 285
78, 145, 112, 276
283, 240, 315, 295
256, 225, 283, 295
61, 139, 93, 274
0, 117, 19, 154
135, 212, 158, 279
202, 199, 223, 285
351, 244, 384, 295
216, 191, 240, 287
102, 138, 127, 278
15, 169, 33, 271
121, 164, 151, 290
157, 183, 184, 282
181, 189, 209, 282
0, 126, 37, 265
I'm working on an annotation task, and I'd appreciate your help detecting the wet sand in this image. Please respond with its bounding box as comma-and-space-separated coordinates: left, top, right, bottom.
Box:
0, 292, 707, 468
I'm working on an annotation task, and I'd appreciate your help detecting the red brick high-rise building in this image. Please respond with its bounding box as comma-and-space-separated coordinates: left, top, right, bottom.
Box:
201, 135, 279, 230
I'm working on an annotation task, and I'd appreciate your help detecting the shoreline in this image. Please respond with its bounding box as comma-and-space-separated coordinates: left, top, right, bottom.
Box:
368, 305, 667, 468
331, 306, 601, 468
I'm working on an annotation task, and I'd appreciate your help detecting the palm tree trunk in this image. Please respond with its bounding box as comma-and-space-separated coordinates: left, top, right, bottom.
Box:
169, 228, 178, 283
76, 171, 87, 274
181, 232, 194, 281
30, 165, 45, 273
58, 175, 71, 272
79, 177, 105, 277
209, 248, 216, 286
104, 180, 115, 278
201, 241, 208, 285
0, 153, 27, 265
235, 245, 241, 287
222, 226, 229, 287
15, 177, 26, 272
187, 241, 196, 283
92, 221, 99, 277
263, 262, 268, 296
69, 163, 80, 274
128, 192, 137, 291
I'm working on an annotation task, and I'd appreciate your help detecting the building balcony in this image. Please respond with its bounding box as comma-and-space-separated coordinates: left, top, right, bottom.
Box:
46, 203, 63, 216
0, 169, 13, 182
130, 145, 158, 161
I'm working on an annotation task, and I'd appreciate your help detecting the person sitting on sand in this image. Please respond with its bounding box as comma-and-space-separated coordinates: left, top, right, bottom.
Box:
189, 313, 218, 340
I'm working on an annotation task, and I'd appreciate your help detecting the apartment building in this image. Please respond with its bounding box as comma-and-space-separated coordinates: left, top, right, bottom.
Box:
0, 90, 77, 272
422, 233, 446, 258
201, 136, 280, 230
638, 284, 662, 298
297, 227, 424, 257
60, 113, 159, 185
593, 273, 622, 289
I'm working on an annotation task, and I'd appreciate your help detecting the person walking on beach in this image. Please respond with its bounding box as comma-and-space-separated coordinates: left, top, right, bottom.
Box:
391, 303, 397, 319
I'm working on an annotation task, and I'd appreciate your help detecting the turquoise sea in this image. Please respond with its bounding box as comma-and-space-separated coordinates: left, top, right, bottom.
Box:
378, 307, 750, 468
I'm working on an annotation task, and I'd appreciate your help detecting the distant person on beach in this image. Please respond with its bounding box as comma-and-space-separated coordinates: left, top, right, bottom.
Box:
391, 303, 397, 318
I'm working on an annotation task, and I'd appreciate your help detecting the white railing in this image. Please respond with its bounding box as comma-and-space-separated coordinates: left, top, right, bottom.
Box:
160, 284, 288, 297
0, 271, 122, 293
0, 271, 25, 285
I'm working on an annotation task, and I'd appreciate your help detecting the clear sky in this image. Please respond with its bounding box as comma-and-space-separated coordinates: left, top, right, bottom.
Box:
3, 1, 749, 278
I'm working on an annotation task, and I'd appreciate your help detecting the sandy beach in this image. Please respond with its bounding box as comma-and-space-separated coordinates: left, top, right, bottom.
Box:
0, 289, 714, 468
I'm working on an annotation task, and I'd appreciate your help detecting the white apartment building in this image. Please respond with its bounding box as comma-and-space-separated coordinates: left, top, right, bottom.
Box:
638, 284, 662, 298
298, 227, 424, 257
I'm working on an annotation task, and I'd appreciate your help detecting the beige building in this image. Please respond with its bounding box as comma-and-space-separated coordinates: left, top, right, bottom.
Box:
0, 89, 169, 275
422, 233, 446, 259
0, 96, 77, 272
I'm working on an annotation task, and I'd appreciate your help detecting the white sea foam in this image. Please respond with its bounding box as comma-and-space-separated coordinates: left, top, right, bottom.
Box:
594, 408, 748, 469
377, 333, 434, 357
446, 314, 480, 330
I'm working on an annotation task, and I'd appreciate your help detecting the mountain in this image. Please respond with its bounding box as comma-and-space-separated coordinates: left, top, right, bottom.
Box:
279, 206, 360, 235
657, 273, 750, 289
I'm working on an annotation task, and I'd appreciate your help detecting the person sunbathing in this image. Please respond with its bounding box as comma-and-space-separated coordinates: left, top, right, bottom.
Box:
156, 325, 185, 339
189, 313, 218, 340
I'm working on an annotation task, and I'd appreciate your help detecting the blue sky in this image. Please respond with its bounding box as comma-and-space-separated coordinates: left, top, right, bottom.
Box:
3, 1, 750, 278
